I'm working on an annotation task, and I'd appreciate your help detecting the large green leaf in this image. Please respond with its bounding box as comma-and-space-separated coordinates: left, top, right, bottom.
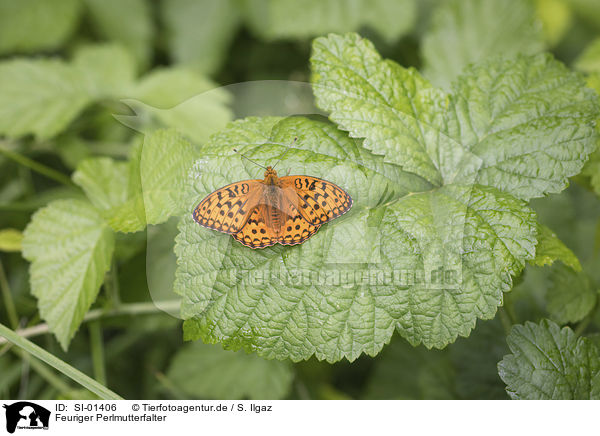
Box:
0, 0, 81, 55
166, 342, 293, 399
498, 319, 600, 399
0, 59, 91, 139
22, 199, 115, 349
311, 33, 598, 200
0, 44, 136, 139
176, 116, 536, 361
421, 0, 544, 89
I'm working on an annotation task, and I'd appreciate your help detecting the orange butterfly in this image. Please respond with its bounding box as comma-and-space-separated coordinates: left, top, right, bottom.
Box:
193, 141, 352, 248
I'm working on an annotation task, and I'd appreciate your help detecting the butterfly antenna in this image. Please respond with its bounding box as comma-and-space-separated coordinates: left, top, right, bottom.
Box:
272, 137, 297, 170
233, 149, 268, 170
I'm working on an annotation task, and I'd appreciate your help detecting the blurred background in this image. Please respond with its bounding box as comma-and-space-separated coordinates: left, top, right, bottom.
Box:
1, 0, 600, 400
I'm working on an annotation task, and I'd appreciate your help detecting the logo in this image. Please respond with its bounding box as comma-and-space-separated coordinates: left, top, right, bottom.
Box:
2, 402, 50, 434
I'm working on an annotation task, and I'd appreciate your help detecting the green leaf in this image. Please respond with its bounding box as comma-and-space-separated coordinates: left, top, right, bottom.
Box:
139, 129, 200, 224
0, 44, 136, 139
498, 319, 600, 399
72, 154, 145, 233
0, 229, 23, 252
73, 158, 130, 211
176, 116, 536, 361
531, 224, 581, 271
421, 0, 545, 89
574, 37, 600, 74
311, 33, 599, 200
0, 59, 91, 139
547, 265, 597, 324
73, 130, 200, 233
0, 0, 81, 55
22, 199, 115, 349
161, 0, 241, 75
73, 44, 136, 97
129, 67, 232, 143
243, 0, 415, 42
167, 342, 293, 399
534, 0, 573, 47
84, 0, 153, 69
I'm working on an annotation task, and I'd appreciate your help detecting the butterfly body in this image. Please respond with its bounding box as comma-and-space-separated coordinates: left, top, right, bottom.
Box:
193, 166, 352, 249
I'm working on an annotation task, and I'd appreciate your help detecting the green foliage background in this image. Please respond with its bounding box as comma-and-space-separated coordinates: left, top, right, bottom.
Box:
1, 0, 600, 400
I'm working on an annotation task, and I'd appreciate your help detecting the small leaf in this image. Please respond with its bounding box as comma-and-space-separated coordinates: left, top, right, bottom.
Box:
73, 130, 200, 233
574, 37, 600, 74
498, 319, 600, 399
167, 342, 293, 399
531, 224, 581, 271
547, 265, 597, 324
0, 0, 81, 55
0, 229, 23, 252
22, 199, 115, 349
72, 154, 145, 233
421, 0, 544, 89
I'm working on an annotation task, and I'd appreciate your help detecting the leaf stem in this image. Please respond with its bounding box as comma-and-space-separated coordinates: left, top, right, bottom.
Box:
0, 260, 19, 329
0, 300, 181, 345
0, 144, 76, 188
0, 322, 122, 399
89, 321, 107, 385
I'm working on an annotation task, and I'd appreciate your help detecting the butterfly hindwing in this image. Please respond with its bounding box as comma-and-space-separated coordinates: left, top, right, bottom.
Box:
280, 176, 352, 226
193, 180, 263, 234
232, 207, 279, 248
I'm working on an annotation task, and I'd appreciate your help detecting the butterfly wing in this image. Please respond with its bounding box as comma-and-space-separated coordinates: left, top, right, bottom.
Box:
233, 203, 321, 248
279, 176, 352, 226
277, 210, 321, 246
232, 206, 279, 248
193, 180, 263, 234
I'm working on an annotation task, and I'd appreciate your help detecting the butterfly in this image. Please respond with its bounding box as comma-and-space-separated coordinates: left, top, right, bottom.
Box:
192, 140, 352, 248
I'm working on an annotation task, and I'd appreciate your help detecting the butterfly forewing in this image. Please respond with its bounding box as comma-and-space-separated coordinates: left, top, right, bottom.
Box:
193, 180, 263, 234
280, 176, 353, 226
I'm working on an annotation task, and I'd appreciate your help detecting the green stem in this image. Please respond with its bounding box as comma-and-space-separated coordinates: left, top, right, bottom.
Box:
0, 322, 122, 399
0, 144, 76, 187
0, 260, 19, 329
0, 300, 181, 345
89, 321, 107, 385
